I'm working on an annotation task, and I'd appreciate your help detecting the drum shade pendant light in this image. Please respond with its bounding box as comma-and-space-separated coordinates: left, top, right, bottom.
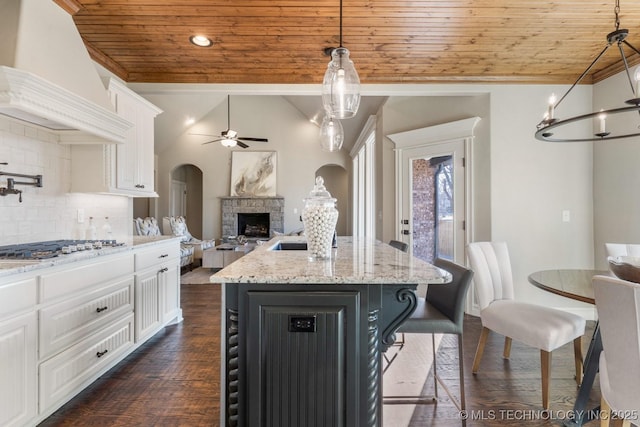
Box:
535, 0, 640, 142
319, 113, 344, 152
322, 0, 360, 120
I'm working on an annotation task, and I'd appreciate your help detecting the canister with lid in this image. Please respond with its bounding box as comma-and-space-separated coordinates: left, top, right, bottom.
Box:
301, 176, 339, 260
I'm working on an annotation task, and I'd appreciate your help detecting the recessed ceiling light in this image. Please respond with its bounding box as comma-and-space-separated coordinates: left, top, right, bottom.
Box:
189, 35, 213, 47
185, 117, 195, 126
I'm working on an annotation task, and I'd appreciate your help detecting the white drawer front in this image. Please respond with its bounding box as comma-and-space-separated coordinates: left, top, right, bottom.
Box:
135, 242, 179, 271
39, 278, 134, 360
39, 313, 134, 413
0, 276, 37, 318
40, 254, 134, 303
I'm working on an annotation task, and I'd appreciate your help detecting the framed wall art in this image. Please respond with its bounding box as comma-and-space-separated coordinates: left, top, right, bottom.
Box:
230, 151, 277, 197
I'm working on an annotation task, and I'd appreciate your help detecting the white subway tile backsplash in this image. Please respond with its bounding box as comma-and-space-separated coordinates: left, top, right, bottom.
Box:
0, 117, 132, 245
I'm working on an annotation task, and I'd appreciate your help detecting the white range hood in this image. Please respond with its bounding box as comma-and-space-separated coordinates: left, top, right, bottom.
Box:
0, 0, 131, 144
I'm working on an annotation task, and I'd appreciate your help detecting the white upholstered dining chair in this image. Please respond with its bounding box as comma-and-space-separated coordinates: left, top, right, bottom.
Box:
466, 241, 586, 409
604, 243, 640, 259
593, 275, 640, 427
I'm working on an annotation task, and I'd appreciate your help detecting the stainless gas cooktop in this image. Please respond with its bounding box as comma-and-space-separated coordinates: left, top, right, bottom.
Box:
0, 240, 124, 260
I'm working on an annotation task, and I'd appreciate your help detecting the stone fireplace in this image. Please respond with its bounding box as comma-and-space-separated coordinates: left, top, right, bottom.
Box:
221, 197, 284, 238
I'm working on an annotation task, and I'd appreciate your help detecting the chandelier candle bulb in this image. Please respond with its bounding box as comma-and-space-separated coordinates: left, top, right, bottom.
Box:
599, 111, 606, 133
547, 93, 556, 120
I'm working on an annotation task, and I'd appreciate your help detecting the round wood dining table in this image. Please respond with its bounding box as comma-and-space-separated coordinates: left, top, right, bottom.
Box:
528, 269, 608, 304
528, 269, 609, 427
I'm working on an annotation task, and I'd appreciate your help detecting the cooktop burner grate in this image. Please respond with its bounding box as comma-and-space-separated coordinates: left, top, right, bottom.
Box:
0, 240, 124, 260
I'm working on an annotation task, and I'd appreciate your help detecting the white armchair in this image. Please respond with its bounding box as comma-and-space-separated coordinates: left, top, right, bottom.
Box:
162, 216, 215, 265
133, 217, 194, 269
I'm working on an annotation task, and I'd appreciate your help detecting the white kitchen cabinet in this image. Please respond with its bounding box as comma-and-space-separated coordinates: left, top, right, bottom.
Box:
161, 261, 181, 324
39, 277, 134, 360
39, 313, 134, 412
70, 78, 162, 197
37, 253, 135, 419
134, 268, 162, 342
108, 79, 161, 195
0, 239, 182, 425
134, 240, 181, 342
0, 275, 38, 427
0, 312, 37, 427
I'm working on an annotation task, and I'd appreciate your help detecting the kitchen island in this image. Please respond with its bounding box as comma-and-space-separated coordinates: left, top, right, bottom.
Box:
212, 236, 450, 427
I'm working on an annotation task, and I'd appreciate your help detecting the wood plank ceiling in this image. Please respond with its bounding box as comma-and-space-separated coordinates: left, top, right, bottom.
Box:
56, 0, 640, 85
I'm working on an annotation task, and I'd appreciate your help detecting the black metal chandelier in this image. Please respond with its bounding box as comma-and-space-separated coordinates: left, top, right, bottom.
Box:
535, 0, 640, 142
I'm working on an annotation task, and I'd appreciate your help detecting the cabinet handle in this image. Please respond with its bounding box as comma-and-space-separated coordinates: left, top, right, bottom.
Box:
135, 184, 146, 189
159, 267, 168, 273
159, 254, 168, 258
96, 306, 108, 313
96, 349, 109, 358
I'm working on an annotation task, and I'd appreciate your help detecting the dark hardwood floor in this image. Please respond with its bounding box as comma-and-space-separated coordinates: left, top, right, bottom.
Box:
39, 283, 602, 427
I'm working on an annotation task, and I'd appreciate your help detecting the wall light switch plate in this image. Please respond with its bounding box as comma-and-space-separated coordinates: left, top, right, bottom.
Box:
77, 208, 85, 223
562, 210, 570, 222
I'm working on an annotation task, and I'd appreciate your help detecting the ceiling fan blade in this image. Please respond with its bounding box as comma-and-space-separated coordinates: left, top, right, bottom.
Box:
201, 138, 222, 145
237, 141, 250, 149
189, 132, 217, 137
238, 137, 268, 142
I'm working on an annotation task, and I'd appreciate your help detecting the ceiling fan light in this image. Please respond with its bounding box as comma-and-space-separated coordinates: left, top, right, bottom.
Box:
319, 115, 344, 152
221, 138, 237, 148
322, 47, 360, 119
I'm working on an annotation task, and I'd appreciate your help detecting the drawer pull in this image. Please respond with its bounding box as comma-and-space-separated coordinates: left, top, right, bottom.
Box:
159, 254, 169, 258
96, 349, 109, 358
159, 267, 169, 273
96, 306, 109, 313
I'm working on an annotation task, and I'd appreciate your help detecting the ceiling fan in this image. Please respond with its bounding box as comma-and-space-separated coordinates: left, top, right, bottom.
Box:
191, 95, 268, 148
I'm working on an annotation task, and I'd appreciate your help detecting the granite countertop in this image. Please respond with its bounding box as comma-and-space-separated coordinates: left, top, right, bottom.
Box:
211, 236, 451, 285
0, 235, 180, 278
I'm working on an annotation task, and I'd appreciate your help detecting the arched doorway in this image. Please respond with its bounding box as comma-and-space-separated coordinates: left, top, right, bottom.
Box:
170, 164, 204, 239
315, 164, 349, 236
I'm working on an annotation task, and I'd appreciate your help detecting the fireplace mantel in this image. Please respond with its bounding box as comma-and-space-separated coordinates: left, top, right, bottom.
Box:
220, 196, 284, 238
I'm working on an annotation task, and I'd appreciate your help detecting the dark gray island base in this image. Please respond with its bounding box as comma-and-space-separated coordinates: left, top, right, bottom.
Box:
212, 237, 450, 427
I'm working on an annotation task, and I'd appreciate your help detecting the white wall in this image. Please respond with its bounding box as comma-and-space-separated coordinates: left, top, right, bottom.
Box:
0, 117, 132, 245
593, 70, 640, 268
373, 86, 594, 314
489, 85, 594, 313
155, 95, 351, 240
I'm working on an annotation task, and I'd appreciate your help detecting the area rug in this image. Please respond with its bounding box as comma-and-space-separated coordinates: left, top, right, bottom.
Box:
180, 267, 219, 284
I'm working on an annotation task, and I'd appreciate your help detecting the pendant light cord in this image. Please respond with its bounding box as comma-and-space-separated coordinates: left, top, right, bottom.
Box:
615, 0, 620, 31
227, 95, 231, 129
339, 0, 343, 48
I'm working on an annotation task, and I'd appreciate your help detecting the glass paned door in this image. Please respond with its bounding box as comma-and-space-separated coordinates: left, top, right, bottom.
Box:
400, 141, 465, 265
